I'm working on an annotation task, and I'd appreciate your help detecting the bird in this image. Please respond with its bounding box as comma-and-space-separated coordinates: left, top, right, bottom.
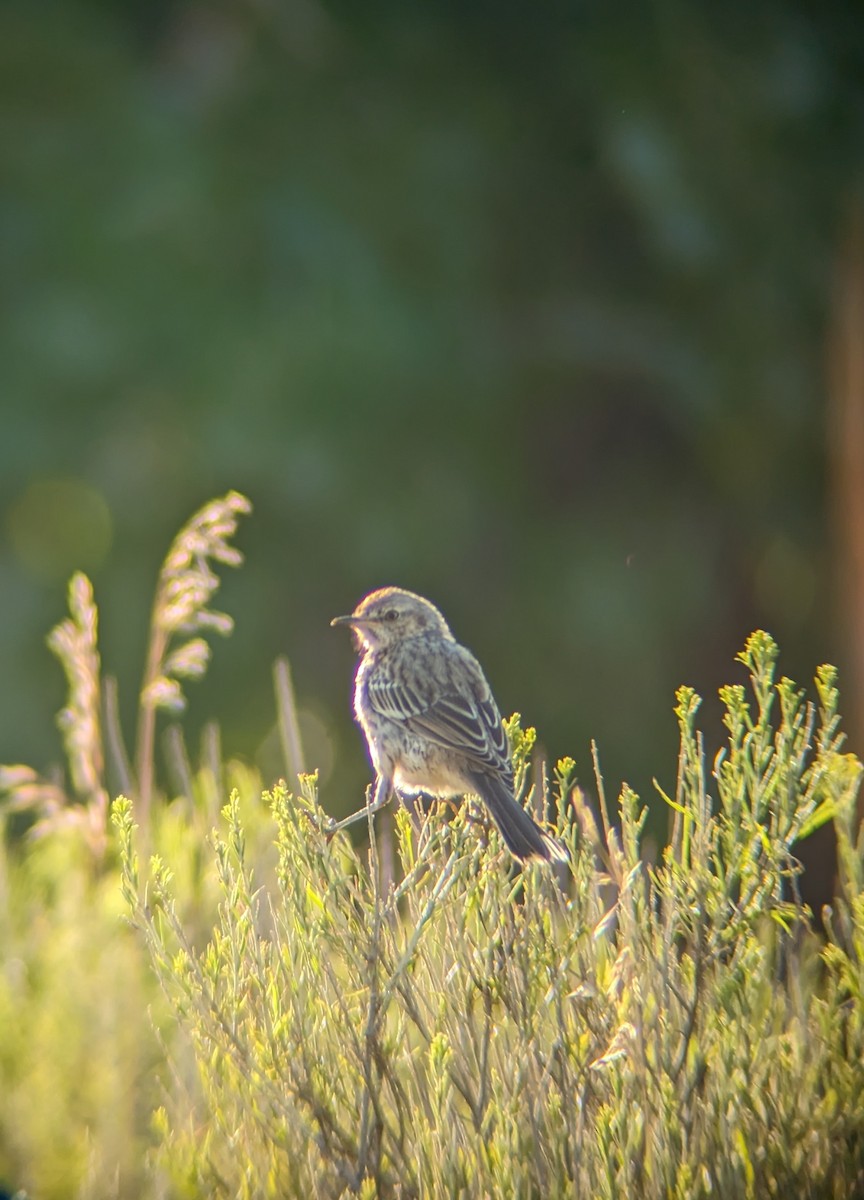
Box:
330, 586, 567, 863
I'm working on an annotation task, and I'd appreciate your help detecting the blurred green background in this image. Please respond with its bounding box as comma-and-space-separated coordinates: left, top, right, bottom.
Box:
3, 0, 863, 824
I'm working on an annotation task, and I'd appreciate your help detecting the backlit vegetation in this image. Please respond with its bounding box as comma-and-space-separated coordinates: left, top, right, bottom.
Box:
2, 497, 864, 1197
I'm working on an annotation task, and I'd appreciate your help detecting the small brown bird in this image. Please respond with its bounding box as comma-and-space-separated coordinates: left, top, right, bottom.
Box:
330, 586, 566, 863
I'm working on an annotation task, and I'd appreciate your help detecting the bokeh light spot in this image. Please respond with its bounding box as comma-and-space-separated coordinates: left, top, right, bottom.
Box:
6, 477, 113, 582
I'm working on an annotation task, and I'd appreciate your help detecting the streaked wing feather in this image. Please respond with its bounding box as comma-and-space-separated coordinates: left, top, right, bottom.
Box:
409, 695, 508, 771
366, 675, 429, 722
367, 649, 512, 779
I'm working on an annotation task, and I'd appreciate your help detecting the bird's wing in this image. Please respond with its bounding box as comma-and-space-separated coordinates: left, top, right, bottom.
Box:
366, 643, 513, 780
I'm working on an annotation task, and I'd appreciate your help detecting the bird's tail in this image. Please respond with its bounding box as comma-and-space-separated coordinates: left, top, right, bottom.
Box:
467, 770, 568, 864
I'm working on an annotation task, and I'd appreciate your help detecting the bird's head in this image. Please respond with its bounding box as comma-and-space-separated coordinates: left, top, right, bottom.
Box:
331, 587, 453, 651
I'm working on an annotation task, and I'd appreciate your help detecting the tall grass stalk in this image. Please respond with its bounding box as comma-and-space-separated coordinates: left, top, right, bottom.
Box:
135, 491, 251, 831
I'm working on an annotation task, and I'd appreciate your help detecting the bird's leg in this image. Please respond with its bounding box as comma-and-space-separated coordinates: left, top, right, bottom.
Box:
326, 774, 392, 836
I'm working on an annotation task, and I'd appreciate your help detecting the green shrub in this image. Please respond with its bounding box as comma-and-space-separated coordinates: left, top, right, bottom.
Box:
115, 632, 864, 1199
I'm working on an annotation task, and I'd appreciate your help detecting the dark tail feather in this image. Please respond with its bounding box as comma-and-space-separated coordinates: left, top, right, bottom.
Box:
467, 771, 567, 864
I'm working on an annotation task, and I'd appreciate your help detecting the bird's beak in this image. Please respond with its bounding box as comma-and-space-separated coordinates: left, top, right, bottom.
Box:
331, 613, 372, 628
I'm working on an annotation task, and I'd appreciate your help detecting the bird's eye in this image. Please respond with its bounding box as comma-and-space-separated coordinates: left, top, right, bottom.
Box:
385, 609, 399, 621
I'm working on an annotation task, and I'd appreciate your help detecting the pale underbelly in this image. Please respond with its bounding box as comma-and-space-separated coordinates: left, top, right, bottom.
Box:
392, 755, 470, 797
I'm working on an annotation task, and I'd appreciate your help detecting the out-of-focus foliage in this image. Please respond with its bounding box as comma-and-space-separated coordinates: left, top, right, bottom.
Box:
0, 759, 277, 1200
0, 506, 272, 1197
0, 825, 157, 1198
114, 632, 864, 1198
1, 492, 252, 848
2, 1, 863, 812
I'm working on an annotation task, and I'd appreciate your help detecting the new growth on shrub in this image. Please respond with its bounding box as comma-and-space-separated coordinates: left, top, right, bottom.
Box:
115, 632, 864, 1200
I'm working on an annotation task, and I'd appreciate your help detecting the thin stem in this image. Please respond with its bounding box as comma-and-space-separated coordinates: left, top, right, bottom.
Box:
273, 655, 306, 786
135, 618, 168, 835
103, 674, 134, 797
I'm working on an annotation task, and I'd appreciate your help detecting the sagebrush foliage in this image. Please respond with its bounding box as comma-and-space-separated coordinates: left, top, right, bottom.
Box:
115, 632, 864, 1200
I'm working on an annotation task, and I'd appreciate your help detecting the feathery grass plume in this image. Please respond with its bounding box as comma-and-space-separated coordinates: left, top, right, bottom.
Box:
135, 491, 251, 829
0, 572, 109, 856
49, 572, 106, 798
0, 763, 67, 828
115, 633, 864, 1199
